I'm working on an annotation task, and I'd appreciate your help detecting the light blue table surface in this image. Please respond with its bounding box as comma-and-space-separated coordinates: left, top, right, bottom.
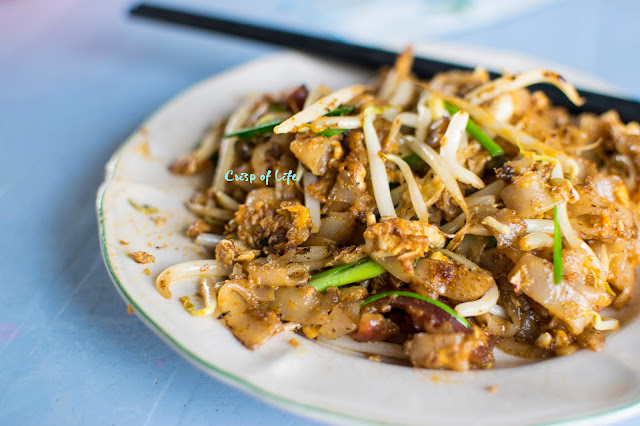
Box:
2, 0, 640, 424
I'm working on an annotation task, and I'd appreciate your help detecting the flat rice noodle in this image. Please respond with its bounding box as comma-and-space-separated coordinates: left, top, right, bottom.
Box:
250, 140, 283, 186
290, 133, 338, 176
371, 255, 413, 283
453, 234, 489, 265
217, 280, 282, 349
562, 248, 612, 310
605, 242, 637, 308
317, 212, 363, 245
500, 172, 563, 217
491, 208, 527, 248
246, 259, 309, 287
268, 286, 338, 325
567, 177, 636, 242
268, 286, 357, 338
317, 302, 360, 339
412, 258, 495, 302
508, 253, 594, 335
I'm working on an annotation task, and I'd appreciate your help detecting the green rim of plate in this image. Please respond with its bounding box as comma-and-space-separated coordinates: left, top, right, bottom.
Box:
95, 51, 640, 426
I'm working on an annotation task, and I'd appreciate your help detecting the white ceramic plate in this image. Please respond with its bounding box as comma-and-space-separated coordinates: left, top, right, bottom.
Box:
97, 44, 640, 425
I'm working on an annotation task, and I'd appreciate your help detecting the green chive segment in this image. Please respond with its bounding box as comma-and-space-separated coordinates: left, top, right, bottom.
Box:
553, 206, 563, 285
324, 105, 356, 116
402, 153, 425, 169
318, 128, 347, 137
224, 120, 282, 139
361, 291, 470, 328
308, 258, 385, 292
443, 101, 505, 157
224, 106, 357, 139
310, 257, 368, 281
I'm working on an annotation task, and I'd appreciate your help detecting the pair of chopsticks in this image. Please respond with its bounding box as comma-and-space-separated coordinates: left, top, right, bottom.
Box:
129, 3, 639, 123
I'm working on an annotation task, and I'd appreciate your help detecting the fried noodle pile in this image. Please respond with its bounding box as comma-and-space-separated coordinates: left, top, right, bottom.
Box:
157, 49, 640, 371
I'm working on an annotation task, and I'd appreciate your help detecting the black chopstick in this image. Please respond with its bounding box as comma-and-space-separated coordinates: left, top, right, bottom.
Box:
129, 3, 640, 123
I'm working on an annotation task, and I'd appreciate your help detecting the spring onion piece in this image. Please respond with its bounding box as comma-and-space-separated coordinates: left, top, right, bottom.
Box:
553, 206, 563, 285
309, 258, 369, 283
361, 291, 470, 328
324, 105, 356, 116
309, 258, 385, 292
403, 153, 425, 169
487, 236, 498, 248
443, 101, 504, 157
318, 128, 347, 137
224, 120, 282, 139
